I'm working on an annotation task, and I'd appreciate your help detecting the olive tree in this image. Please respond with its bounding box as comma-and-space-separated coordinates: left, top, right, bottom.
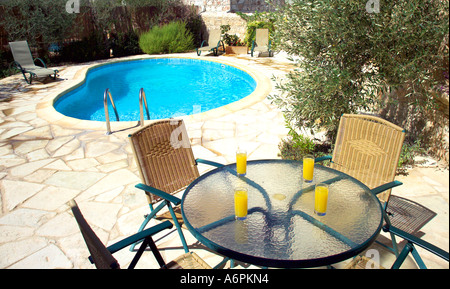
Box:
1, 0, 77, 51
271, 0, 449, 145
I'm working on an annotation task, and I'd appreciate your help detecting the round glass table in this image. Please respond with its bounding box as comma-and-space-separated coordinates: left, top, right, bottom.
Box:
181, 159, 384, 268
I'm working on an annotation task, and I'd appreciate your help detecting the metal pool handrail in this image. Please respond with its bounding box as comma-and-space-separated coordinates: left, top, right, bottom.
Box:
104, 88, 120, 135
139, 88, 150, 126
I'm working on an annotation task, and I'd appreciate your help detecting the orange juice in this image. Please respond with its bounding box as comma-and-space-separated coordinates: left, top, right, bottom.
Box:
236, 152, 247, 176
314, 184, 329, 216
303, 157, 314, 182
234, 189, 248, 220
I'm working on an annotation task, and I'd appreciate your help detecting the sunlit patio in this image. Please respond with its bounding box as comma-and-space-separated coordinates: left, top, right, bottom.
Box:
0, 51, 448, 269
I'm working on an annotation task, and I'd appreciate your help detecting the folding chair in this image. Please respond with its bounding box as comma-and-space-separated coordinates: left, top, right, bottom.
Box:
316, 114, 441, 264
128, 119, 223, 252
70, 200, 211, 269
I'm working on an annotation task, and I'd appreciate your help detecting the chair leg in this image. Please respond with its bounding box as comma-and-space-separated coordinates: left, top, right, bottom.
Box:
410, 245, 428, 269
128, 237, 149, 269
23, 72, 32, 84
167, 201, 189, 253
129, 201, 166, 251
146, 236, 167, 268
390, 231, 400, 256
391, 242, 428, 269
391, 243, 414, 269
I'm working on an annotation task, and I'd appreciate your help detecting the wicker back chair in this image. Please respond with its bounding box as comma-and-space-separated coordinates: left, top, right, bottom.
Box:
330, 114, 405, 203
322, 115, 444, 268
129, 119, 223, 252
328, 115, 436, 237
130, 119, 199, 204
70, 200, 211, 269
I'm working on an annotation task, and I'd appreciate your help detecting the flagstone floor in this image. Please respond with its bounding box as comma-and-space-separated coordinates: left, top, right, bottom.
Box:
0, 52, 448, 269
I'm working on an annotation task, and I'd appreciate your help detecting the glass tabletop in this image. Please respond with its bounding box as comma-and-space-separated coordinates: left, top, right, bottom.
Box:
181, 159, 384, 268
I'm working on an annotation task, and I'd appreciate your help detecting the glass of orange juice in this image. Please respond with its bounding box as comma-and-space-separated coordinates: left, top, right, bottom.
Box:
236, 148, 247, 176
303, 154, 315, 183
314, 183, 329, 216
234, 187, 248, 220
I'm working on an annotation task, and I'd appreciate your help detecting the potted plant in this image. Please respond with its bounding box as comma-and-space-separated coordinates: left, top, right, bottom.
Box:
221, 25, 248, 55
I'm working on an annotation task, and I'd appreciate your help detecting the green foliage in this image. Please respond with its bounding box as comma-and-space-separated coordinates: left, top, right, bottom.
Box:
0, 0, 201, 76
398, 140, 426, 168
0, 50, 15, 79
278, 120, 316, 160
58, 32, 110, 63
0, 0, 77, 49
110, 31, 142, 57
139, 22, 194, 55
270, 0, 449, 144
221, 25, 244, 46
237, 11, 275, 48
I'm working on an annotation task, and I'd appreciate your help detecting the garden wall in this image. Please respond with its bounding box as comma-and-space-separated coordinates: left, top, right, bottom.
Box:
182, 0, 286, 13
182, 1, 285, 43
200, 12, 247, 40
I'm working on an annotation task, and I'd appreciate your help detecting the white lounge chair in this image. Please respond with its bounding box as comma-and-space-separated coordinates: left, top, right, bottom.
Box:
9, 40, 58, 84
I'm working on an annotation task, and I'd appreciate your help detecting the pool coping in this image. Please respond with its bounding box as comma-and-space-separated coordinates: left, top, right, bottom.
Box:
35, 54, 272, 132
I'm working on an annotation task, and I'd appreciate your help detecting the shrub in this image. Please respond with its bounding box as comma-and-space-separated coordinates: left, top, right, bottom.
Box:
58, 32, 109, 63
279, 133, 315, 161
139, 22, 194, 55
221, 25, 245, 46
110, 30, 142, 57
278, 120, 329, 161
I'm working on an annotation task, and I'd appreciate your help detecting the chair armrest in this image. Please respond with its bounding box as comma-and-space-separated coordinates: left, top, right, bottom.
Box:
34, 58, 47, 68
135, 183, 181, 205
388, 225, 449, 262
106, 221, 173, 255
200, 40, 207, 48
314, 155, 332, 163
371, 181, 403, 196
196, 158, 224, 168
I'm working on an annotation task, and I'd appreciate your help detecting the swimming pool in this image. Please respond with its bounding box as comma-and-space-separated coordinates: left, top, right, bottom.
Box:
54, 58, 257, 121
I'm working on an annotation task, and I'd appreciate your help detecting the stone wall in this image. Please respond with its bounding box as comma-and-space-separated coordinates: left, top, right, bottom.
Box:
183, 0, 230, 12
200, 12, 248, 40
183, 1, 286, 43
183, 0, 286, 13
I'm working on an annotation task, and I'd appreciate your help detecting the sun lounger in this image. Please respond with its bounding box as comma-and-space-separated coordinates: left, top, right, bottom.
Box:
9, 40, 58, 84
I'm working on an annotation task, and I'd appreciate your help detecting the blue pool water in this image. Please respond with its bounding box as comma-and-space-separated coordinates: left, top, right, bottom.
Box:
54, 58, 257, 121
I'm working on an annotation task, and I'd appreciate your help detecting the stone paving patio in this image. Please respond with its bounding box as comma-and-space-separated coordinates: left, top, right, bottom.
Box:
0, 52, 448, 269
